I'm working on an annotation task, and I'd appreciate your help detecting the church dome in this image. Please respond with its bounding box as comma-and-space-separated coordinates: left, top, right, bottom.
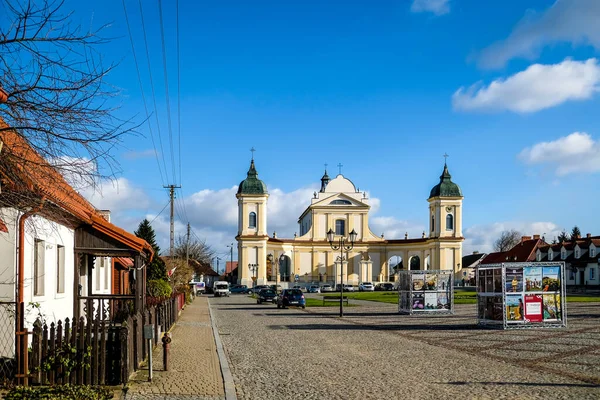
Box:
324, 174, 357, 193
429, 163, 462, 198
237, 159, 268, 195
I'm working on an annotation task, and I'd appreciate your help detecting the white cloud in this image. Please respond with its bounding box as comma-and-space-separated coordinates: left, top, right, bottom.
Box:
79, 177, 152, 212
477, 0, 600, 69
411, 0, 450, 16
463, 222, 562, 255
519, 132, 600, 175
453, 58, 600, 113
370, 216, 424, 240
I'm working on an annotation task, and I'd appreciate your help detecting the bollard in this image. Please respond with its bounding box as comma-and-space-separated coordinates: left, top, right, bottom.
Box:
162, 332, 172, 371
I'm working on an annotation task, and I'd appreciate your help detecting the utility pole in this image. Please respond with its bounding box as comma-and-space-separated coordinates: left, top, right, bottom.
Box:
164, 184, 181, 258
186, 223, 190, 270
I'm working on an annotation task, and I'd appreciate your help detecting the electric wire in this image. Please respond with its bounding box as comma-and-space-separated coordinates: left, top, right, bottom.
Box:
157, 0, 177, 184
176, 0, 182, 186
138, 0, 171, 184
149, 200, 171, 225
121, 0, 167, 187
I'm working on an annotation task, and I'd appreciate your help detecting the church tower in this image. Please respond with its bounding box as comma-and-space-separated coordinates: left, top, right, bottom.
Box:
428, 162, 463, 273
236, 158, 269, 286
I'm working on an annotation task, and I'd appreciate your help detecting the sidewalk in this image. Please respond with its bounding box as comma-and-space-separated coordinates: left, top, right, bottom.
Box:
123, 296, 229, 400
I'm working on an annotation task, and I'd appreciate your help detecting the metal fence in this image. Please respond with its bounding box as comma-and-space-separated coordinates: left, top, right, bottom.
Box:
0, 302, 16, 384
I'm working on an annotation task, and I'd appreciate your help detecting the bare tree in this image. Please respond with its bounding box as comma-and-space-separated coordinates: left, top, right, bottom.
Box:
493, 229, 521, 252
0, 0, 136, 189
173, 234, 214, 265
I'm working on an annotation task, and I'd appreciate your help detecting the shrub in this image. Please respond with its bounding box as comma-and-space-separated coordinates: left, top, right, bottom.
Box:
147, 279, 172, 299
4, 384, 113, 399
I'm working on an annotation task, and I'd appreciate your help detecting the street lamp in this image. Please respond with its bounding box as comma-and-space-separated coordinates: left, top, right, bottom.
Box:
327, 228, 357, 317
248, 263, 258, 288
226, 243, 234, 279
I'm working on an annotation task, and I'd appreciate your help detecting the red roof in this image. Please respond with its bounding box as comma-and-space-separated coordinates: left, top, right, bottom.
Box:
481, 238, 546, 264
0, 119, 153, 259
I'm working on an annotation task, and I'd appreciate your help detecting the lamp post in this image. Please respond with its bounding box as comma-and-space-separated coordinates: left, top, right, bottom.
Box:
226, 243, 234, 279
267, 253, 285, 292
327, 228, 357, 317
248, 263, 258, 288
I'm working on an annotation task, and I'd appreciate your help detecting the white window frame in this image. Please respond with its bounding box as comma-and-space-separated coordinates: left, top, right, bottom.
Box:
446, 214, 454, 230
56, 245, 65, 294
249, 212, 257, 228
34, 239, 45, 296
591, 248, 596, 257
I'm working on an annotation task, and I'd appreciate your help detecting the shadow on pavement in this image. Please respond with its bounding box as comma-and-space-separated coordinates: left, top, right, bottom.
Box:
269, 323, 480, 331
442, 381, 600, 388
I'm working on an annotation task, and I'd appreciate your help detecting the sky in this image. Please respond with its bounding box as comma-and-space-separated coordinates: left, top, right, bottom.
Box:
58, 0, 600, 266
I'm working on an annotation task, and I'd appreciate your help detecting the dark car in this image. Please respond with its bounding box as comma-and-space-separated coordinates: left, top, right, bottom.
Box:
277, 289, 306, 309
375, 283, 395, 291
230, 284, 251, 294
257, 289, 278, 304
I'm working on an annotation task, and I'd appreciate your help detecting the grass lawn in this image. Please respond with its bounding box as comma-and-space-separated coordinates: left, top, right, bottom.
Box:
319, 291, 600, 305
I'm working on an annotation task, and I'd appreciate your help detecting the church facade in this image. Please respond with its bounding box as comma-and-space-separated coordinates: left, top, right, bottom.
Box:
235, 159, 464, 288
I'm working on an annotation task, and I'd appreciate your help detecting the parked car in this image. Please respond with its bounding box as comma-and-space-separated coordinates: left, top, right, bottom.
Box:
257, 289, 278, 304
375, 283, 395, 291
251, 285, 270, 294
307, 285, 320, 293
358, 282, 375, 292
230, 284, 251, 294
320, 284, 334, 292
269, 284, 283, 293
292, 285, 306, 292
335, 284, 355, 292
277, 289, 306, 309
213, 281, 230, 297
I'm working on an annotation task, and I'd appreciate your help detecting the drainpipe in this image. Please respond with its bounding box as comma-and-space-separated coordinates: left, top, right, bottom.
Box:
16, 199, 45, 304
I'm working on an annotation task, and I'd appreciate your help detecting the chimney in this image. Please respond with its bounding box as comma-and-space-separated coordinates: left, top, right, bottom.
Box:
533, 234, 540, 240
576, 234, 581, 239
587, 233, 592, 239
472, 251, 479, 254
521, 236, 532, 242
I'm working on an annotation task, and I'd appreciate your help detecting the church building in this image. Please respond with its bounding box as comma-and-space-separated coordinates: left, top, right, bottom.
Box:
235, 158, 464, 288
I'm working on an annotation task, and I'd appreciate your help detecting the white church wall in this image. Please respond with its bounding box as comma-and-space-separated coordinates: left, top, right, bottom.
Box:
353, 215, 362, 238
299, 252, 312, 276
318, 252, 326, 275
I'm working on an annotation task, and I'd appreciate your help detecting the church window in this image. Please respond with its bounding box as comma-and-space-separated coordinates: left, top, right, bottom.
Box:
335, 219, 345, 236
249, 212, 257, 228
330, 199, 352, 205
446, 214, 453, 230
431, 215, 434, 231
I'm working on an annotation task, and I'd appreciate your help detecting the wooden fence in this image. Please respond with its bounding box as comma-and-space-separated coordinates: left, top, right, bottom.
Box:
29, 294, 184, 385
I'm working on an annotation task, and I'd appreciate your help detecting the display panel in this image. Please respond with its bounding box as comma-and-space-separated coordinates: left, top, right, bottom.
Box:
477, 262, 567, 329
398, 270, 454, 315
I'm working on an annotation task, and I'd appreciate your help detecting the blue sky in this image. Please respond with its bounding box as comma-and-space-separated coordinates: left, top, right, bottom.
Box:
68, 0, 600, 263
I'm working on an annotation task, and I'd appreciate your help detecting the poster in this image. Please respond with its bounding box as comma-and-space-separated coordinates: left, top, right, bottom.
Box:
505, 294, 524, 322
424, 292, 437, 309
437, 273, 451, 291
412, 274, 425, 291
412, 293, 424, 310
543, 294, 561, 320
542, 266, 561, 292
524, 294, 543, 322
493, 268, 503, 293
425, 274, 437, 290
524, 267, 543, 292
505, 267, 523, 293
437, 293, 449, 310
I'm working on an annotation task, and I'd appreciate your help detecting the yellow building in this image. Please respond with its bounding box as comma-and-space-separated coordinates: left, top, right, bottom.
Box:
235, 158, 464, 288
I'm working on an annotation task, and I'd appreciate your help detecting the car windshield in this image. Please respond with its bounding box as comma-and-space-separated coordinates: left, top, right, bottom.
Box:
261, 290, 275, 295
215, 284, 228, 289
363, 282, 372, 285
289, 289, 303, 295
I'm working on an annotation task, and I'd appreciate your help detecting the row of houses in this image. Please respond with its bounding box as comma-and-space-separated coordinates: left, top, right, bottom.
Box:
461, 234, 600, 289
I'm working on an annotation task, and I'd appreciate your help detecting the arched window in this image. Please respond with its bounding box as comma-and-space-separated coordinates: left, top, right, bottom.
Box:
335, 219, 345, 236
330, 199, 352, 205
446, 214, 454, 230
249, 212, 257, 228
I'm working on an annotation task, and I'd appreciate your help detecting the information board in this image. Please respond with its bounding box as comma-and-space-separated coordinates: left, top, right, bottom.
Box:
398, 270, 454, 315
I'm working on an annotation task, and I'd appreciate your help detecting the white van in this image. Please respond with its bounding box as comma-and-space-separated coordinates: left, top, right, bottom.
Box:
213, 281, 230, 297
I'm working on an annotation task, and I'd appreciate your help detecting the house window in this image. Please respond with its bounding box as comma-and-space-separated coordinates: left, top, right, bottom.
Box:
575, 249, 580, 258
249, 212, 257, 228
591, 248, 596, 257
105, 257, 110, 290
56, 245, 65, 294
591, 268, 596, 280
548, 252, 553, 261
34, 239, 45, 296
536, 253, 541, 261
95, 257, 101, 291
335, 219, 345, 236
446, 214, 454, 230
561, 251, 566, 259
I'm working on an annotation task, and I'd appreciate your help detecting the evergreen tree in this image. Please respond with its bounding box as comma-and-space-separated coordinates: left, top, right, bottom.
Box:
557, 230, 569, 243
135, 219, 167, 281
570, 226, 581, 241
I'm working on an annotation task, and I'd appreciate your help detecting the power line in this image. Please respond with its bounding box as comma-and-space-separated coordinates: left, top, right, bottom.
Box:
157, 0, 177, 184
176, 0, 182, 186
149, 200, 171, 225
138, 0, 171, 184
121, 0, 167, 187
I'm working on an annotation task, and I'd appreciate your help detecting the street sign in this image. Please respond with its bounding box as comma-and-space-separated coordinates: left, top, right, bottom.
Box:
143, 325, 154, 340
294, 274, 299, 282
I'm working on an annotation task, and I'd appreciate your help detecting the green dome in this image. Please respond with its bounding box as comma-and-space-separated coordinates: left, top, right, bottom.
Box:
429, 163, 462, 198
237, 160, 268, 195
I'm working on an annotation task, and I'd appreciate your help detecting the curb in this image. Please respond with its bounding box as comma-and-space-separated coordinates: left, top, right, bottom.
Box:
208, 298, 237, 400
